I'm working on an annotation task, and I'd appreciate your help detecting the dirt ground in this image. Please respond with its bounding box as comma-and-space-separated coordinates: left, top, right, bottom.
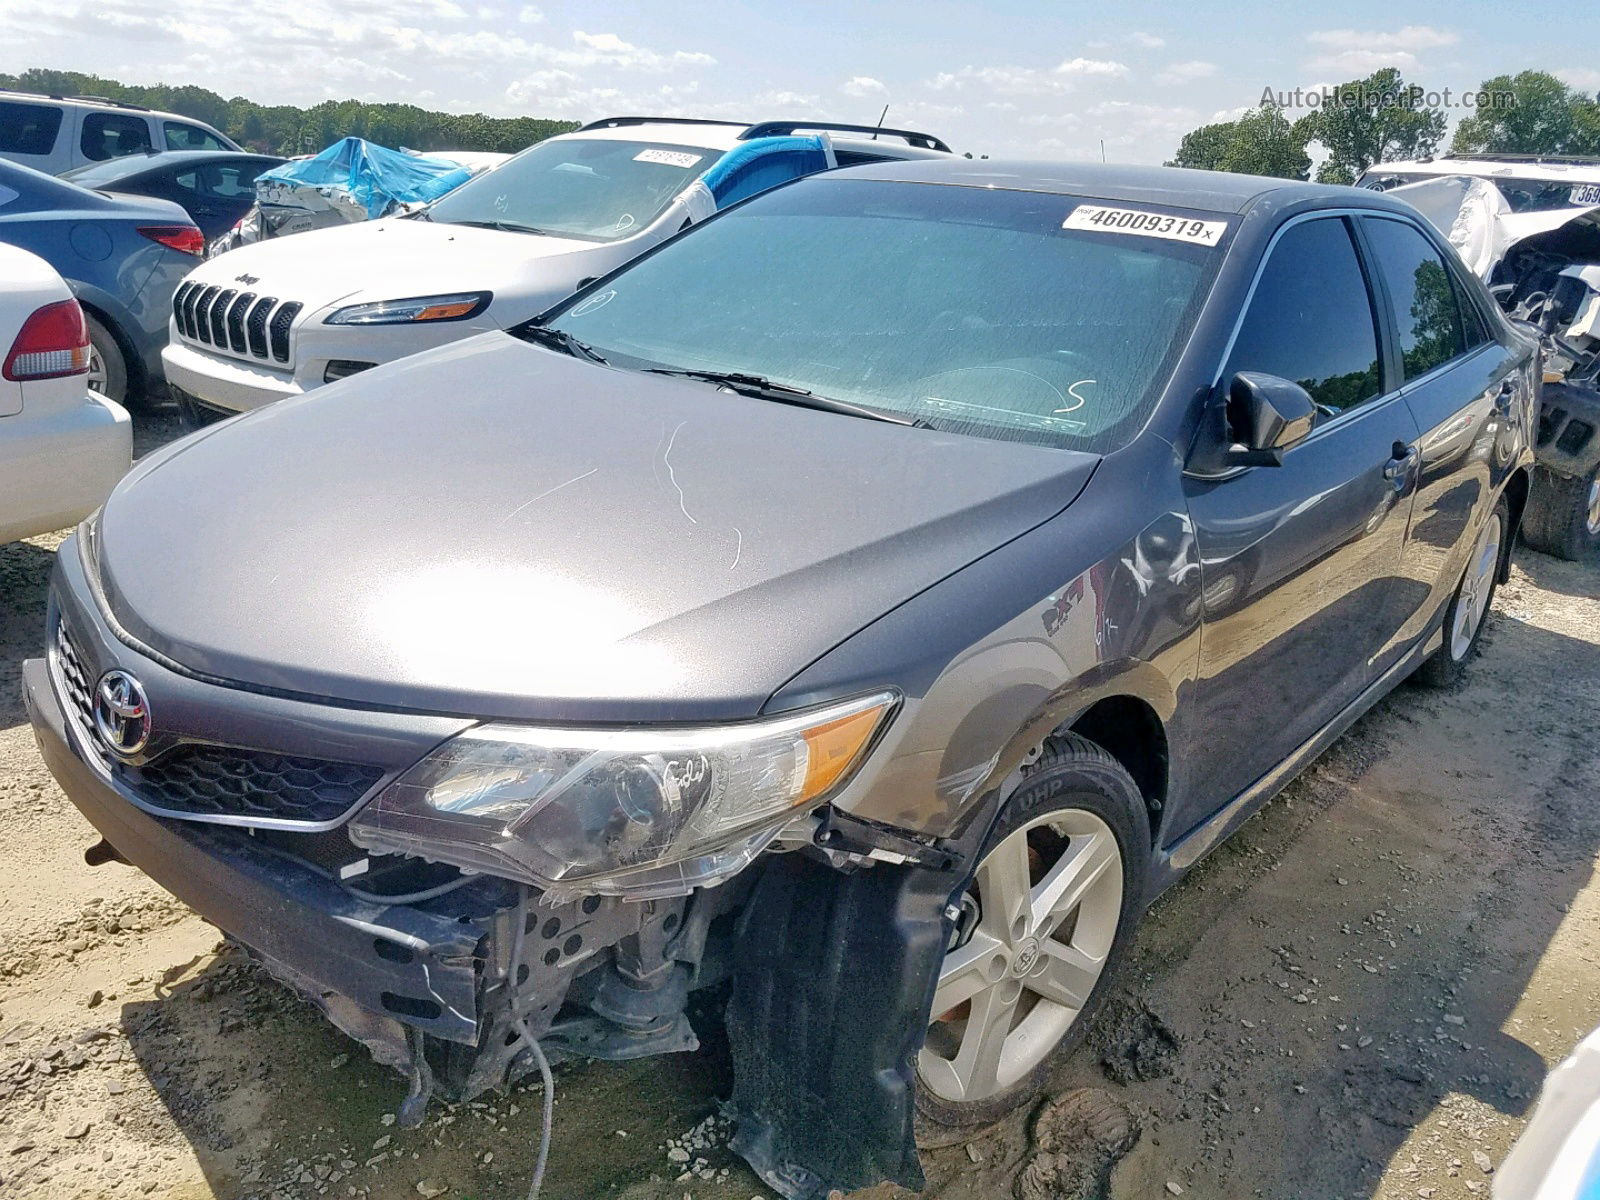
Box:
2, 406, 1598, 1200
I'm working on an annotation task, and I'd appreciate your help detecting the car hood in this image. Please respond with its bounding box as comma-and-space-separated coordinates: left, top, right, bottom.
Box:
189, 217, 601, 319
97, 336, 1098, 722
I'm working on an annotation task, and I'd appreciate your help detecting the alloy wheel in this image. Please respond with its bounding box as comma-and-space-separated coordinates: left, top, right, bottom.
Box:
86, 345, 106, 396
919, 809, 1123, 1104
1449, 510, 1503, 660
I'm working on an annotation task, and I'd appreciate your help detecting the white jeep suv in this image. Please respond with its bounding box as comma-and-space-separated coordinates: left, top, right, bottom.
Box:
162, 118, 950, 420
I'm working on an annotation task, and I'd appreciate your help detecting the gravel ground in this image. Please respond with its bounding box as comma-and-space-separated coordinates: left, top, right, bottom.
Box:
2, 406, 1597, 1200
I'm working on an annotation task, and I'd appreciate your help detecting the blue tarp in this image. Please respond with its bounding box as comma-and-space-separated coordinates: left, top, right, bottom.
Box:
256, 137, 473, 219
699, 136, 831, 209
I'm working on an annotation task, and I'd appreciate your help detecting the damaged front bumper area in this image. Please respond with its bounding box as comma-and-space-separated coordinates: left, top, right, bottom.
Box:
25, 651, 707, 1106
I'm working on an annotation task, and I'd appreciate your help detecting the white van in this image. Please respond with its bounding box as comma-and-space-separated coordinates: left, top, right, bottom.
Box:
0, 92, 241, 175
163, 117, 951, 419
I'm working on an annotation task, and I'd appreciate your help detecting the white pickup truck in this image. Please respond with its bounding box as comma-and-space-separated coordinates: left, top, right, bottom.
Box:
0, 242, 130, 544
163, 117, 950, 422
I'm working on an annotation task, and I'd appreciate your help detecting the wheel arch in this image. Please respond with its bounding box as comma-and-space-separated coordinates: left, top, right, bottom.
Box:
1499, 465, 1530, 582
73, 291, 146, 397
1061, 693, 1170, 844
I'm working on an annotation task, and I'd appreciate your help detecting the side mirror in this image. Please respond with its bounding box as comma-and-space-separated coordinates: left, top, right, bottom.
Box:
1218, 372, 1317, 468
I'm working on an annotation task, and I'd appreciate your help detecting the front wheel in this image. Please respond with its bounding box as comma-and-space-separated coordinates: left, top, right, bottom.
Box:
914, 734, 1148, 1144
1521, 464, 1600, 562
1416, 495, 1508, 688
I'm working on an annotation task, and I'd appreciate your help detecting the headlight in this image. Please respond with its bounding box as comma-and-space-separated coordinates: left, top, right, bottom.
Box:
348, 692, 896, 897
323, 291, 491, 325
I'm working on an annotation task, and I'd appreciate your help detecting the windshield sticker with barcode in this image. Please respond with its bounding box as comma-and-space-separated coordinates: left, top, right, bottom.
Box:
1064, 205, 1228, 246
634, 149, 704, 168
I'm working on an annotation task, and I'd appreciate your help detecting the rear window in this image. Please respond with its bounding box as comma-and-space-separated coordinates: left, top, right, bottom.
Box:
546, 178, 1227, 453
164, 122, 229, 152
0, 100, 62, 156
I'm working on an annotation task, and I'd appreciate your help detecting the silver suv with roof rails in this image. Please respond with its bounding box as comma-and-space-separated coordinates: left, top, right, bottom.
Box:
162, 116, 951, 423
0, 90, 240, 176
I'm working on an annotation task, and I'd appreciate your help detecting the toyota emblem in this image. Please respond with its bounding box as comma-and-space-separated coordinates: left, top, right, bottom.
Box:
92, 670, 150, 758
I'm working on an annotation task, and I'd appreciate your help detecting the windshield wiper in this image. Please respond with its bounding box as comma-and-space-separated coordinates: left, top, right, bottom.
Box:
644, 369, 928, 427
516, 325, 609, 364
447, 218, 550, 236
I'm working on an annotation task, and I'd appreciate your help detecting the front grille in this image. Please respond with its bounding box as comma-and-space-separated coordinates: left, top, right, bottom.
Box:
208, 288, 236, 345
53, 613, 384, 828
245, 296, 276, 357
193, 286, 222, 345
118, 747, 385, 825
53, 620, 104, 766
269, 301, 302, 362
224, 292, 254, 353
171, 282, 195, 338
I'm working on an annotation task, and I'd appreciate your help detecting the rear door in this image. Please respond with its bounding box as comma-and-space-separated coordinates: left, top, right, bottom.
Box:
1356, 214, 1521, 659
1181, 215, 1420, 820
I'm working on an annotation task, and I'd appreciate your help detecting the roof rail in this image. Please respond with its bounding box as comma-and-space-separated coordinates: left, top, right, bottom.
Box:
739, 121, 952, 154
576, 116, 750, 133
1443, 151, 1600, 167
0, 89, 151, 112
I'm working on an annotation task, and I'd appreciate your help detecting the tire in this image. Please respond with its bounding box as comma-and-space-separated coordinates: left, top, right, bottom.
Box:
913, 734, 1149, 1146
1416, 495, 1509, 688
1521, 464, 1600, 562
84, 313, 130, 407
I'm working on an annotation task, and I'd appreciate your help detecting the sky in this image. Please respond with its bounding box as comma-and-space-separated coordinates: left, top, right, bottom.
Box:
1, 0, 1592, 163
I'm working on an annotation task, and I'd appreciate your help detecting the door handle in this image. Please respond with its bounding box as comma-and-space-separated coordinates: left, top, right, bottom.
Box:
1493, 381, 1516, 419
1383, 442, 1418, 489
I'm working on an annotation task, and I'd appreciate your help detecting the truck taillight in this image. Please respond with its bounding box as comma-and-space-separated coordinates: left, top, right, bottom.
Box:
3, 299, 90, 381
138, 225, 206, 256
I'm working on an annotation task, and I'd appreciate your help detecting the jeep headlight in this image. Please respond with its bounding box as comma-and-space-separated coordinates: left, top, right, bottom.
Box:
324, 291, 491, 325
348, 692, 895, 896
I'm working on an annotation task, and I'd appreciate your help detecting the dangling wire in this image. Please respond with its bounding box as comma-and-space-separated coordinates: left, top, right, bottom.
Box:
512, 1017, 555, 1200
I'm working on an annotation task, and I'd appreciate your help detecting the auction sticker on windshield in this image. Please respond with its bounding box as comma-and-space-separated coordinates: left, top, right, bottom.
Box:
1064, 205, 1227, 246
1573, 184, 1600, 207
634, 149, 704, 168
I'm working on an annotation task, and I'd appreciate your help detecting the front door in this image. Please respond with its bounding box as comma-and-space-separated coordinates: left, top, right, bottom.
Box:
1180, 216, 1419, 833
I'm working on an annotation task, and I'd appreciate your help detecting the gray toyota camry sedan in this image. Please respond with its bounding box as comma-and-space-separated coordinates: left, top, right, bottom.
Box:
26, 160, 1537, 1198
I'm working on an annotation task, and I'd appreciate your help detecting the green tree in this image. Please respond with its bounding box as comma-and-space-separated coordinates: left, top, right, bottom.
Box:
1168, 104, 1310, 180
0, 67, 579, 156
1451, 70, 1600, 156
1294, 68, 1447, 184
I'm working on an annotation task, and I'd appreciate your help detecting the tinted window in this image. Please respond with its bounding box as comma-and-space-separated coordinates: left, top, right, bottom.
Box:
1225, 218, 1381, 417
163, 122, 228, 152
81, 112, 152, 161
0, 101, 62, 156
1363, 218, 1468, 381
547, 179, 1223, 452
173, 164, 259, 200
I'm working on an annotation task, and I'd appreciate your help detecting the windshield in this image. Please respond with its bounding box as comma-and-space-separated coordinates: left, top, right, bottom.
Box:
542, 179, 1225, 452
425, 137, 717, 242
1360, 169, 1600, 212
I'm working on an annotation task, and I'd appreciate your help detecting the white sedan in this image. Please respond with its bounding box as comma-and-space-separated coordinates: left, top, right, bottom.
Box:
0, 243, 130, 544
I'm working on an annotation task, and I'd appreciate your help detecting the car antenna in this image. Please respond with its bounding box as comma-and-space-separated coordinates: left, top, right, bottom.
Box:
874, 103, 888, 141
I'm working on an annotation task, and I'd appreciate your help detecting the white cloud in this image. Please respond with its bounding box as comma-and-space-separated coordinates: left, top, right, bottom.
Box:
1128, 32, 1166, 49
1157, 60, 1219, 86
1304, 25, 1457, 74
1556, 67, 1600, 92
1055, 57, 1129, 77
841, 75, 888, 98
517, 5, 544, 22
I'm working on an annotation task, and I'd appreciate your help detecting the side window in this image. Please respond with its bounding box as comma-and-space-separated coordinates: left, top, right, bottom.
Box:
80, 112, 153, 161
1224, 218, 1382, 419
0, 101, 63, 156
163, 122, 228, 152
1453, 274, 1492, 351
1362, 218, 1469, 381
206, 165, 258, 198
171, 170, 200, 195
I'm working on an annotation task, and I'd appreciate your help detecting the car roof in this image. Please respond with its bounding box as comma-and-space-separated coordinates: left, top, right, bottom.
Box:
1362, 156, 1600, 185
808, 158, 1401, 215
557, 118, 950, 161
77, 150, 280, 175
0, 89, 210, 126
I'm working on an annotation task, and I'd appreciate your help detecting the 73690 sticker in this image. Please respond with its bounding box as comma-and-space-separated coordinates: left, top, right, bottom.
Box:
1064, 205, 1228, 246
